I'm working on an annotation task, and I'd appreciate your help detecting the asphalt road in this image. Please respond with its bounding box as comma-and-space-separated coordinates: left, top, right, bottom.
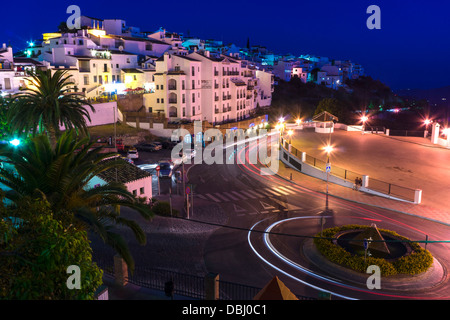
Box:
186, 138, 450, 300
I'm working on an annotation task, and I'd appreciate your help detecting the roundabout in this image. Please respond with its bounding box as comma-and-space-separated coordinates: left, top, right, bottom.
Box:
247, 216, 450, 300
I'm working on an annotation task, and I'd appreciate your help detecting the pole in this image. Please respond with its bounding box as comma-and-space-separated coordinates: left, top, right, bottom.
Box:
191, 184, 194, 218
169, 185, 173, 217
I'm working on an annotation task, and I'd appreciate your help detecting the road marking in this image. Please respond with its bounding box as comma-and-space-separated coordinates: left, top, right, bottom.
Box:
283, 185, 300, 192
259, 200, 276, 210
214, 193, 231, 201
233, 203, 247, 212
246, 189, 263, 198
231, 191, 248, 200
277, 186, 297, 194
240, 190, 257, 199
264, 188, 282, 196
272, 187, 290, 195
205, 193, 221, 202
223, 192, 240, 201
197, 194, 207, 200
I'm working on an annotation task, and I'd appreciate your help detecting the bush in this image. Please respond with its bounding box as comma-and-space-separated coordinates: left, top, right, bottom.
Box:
314, 225, 433, 276
152, 201, 179, 217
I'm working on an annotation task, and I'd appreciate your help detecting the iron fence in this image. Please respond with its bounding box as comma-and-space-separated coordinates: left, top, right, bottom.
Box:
280, 137, 417, 202
128, 266, 205, 300
389, 130, 424, 137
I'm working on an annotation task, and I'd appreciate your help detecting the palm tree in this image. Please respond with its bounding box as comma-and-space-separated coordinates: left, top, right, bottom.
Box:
8, 69, 95, 147
0, 131, 153, 271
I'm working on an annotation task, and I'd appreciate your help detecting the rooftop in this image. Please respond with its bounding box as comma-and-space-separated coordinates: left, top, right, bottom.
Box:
97, 157, 151, 184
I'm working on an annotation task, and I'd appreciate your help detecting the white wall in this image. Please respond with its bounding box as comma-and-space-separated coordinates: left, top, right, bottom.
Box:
126, 175, 152, 202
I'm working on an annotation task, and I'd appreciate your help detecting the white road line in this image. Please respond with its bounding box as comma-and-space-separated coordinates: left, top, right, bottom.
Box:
214, 193, 231, 202
231, 191, 248, 200
264, 188, 282, 196
272, 187, 290, 195
240, 190, 257, 199
223, 192, 240, 201
258, 189, 275, 197
197, 194, 207, 200
277, 186, 297, 194
205, 193, 221, 202
283, 185, 300, 192
246, 189, 263, 198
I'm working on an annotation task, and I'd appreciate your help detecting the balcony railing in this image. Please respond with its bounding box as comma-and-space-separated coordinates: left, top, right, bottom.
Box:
214, 96, 219, 101
214, 84, 219, 89
168, 85, 177, 90
169, 99, 177, 104
215, 109, 220, 114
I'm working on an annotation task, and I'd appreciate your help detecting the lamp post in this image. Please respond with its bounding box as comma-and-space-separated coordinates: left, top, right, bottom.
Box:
361, 115, 368, 135
323, 144, 333, 212
424, 119, 432, 138
287, 129, 294, 144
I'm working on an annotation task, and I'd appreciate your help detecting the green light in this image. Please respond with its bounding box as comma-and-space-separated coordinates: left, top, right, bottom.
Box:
9, 139, 20, 147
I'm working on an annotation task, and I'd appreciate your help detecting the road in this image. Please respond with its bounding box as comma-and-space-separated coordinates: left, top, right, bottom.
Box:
185, 137, 450, 300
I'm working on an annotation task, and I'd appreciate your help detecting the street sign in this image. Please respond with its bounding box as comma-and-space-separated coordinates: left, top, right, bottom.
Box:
156, 166, 160, 172
363, 239, 368, 250
326, 163, 331, 173
185, 186, 191, 195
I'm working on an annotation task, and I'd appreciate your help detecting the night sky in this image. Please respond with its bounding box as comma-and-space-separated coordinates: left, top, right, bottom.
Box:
3, 0, 449, 90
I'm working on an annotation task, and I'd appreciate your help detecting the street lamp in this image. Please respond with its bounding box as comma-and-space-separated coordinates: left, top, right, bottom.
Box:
295, 118, 302, 126
323, 144, 334, 212
287, 129, 294, 144
424, 119, 432, 138
361, 115, 368, 135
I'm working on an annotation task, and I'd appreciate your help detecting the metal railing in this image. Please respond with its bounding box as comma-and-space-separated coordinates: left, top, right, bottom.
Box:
282, 138, 417, 202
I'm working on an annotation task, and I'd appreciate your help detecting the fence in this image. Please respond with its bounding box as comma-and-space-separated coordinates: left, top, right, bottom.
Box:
367, 178, 417, 201
92, 253, 317, 300
388, 130, 425, 137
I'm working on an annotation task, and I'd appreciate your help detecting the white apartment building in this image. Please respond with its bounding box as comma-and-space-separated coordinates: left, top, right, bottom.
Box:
147, 50, 274, 124
0, 44, 46, 95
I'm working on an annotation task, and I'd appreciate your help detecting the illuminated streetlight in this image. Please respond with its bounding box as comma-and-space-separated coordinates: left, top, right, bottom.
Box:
287, 129, 294, 143
322, 144, 334, 212
361, 115, 368, 135
295, 118, 302, 126
9, 139, 21, 147
443, 128, 450, 136
424, 119, 432, 138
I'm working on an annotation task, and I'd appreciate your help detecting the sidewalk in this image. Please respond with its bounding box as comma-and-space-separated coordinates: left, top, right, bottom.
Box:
274, 161, 450, 227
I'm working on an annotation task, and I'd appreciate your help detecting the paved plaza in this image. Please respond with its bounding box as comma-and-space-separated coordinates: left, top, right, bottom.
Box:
285, 128, 450, 224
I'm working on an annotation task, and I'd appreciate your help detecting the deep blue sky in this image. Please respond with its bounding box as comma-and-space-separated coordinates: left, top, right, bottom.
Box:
3, 0, 449, 90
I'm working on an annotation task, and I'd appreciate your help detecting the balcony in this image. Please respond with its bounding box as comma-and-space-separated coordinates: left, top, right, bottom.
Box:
169, 99, 177, 104
215, 108, 220, 114
222, 96, 227, 100
227, 95, 231, 100
168, 85, 177, 90
227, 107, 232, 112
214, 83, 219, 89
214, 71, 219, 76
214, 96, 219, 101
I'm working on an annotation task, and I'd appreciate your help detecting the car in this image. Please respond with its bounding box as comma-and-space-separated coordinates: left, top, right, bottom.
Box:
152, 141, 163, 150
135, 143, 157, 152
158, 161, 173, 178
127, 148, 139, 160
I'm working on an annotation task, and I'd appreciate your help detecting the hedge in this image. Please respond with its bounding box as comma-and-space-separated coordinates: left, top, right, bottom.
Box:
313, 225, 433, 276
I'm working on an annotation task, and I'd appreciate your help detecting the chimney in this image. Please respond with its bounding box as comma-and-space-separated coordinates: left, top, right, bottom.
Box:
2, 43, 6, 50
205, 50, 210, 57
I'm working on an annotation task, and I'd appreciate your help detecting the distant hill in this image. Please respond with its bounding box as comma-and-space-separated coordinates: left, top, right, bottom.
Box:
395, 86, 450, 106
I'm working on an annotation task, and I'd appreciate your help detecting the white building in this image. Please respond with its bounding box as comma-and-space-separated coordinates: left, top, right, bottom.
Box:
147, 50, 274, 124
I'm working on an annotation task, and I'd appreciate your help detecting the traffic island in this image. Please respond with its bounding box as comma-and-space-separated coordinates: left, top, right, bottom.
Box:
302, 224, 446, 292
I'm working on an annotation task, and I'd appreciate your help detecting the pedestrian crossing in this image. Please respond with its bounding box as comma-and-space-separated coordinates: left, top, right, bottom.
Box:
197, 185, 301, 203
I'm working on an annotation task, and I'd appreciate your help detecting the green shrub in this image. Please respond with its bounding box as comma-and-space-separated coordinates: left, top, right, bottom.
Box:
314, 225, 433, 276
152, 201, 179, 217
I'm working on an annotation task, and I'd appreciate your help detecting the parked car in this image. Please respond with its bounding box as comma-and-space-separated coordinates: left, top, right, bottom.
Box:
158, 161, 173, 178
152, 141, 163, 150
135, 143, 157, 152
127, 148, 139, 160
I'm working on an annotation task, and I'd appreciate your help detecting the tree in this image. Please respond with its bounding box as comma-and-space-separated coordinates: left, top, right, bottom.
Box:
0, 131, 153, 271
0, 197, 103, 299
7, 69, 95, 147
0, 96, 12, 140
